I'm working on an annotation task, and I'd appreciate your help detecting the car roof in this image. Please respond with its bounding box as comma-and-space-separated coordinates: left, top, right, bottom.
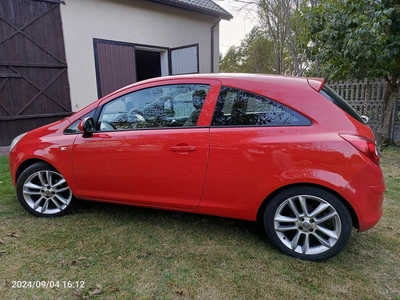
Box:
102, 73, 325, 103
120, 73, 323, 93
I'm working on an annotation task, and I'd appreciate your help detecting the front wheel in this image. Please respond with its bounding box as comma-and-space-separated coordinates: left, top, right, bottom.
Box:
16, 162, 77, 217
264, 186, 352, 261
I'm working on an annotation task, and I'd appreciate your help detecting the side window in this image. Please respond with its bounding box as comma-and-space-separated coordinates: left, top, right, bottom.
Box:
64, 109, 95, 134
98, 84, 210, 131
212, 87, 311, 127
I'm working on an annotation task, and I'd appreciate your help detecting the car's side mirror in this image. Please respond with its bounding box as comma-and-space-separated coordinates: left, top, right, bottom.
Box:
78, 117, 95, 137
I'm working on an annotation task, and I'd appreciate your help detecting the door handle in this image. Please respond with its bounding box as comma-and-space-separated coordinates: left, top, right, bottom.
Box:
171, 145, 196, 152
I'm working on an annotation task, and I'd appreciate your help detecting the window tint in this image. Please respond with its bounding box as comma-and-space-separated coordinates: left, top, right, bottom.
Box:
98, 84, 210, 130
64, 110, 95, 134
320, 85, 365, 124
212, 87, 311, 126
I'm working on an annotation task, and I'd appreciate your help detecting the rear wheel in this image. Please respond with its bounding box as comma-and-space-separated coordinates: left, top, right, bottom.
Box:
264, 186, 352, 261
16, 162, 76, 217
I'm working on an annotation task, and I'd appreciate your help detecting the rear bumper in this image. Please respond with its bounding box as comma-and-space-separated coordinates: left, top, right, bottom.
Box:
341, 161, 385, 232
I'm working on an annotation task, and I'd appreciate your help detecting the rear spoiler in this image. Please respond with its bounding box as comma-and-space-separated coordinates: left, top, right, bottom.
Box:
307, 78, 324, 92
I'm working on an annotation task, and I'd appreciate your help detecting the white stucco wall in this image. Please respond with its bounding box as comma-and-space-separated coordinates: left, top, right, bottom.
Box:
60, 0, 221, 110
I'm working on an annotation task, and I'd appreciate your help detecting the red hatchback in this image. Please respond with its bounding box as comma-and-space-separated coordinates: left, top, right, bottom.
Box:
8, 74, 385, 261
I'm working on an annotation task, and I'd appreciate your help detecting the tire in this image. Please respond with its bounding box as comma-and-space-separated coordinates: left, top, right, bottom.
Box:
264, 186, 352, 261
16, 162, 77, 217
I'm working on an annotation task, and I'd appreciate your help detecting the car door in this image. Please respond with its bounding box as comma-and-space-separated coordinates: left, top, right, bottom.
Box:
72, 80, 221, 209
199, 86, 313, 219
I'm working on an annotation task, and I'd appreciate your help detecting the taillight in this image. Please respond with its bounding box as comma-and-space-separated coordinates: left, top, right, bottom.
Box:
339, 134, 380, 165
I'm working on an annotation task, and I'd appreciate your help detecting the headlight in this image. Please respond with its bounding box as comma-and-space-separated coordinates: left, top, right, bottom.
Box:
9, 132, 27, 153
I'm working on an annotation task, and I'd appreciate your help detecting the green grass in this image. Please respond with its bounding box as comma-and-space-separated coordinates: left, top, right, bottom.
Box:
0, 148, 400, 299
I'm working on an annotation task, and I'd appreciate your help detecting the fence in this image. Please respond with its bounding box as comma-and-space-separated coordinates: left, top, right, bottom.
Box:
328, 79, 400, 141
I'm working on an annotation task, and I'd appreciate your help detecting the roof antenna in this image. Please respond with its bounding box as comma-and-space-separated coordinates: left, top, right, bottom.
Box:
296, 66, 308, 77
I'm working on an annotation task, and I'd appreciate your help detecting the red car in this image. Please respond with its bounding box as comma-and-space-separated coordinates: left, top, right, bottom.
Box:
8, 74, 385, 261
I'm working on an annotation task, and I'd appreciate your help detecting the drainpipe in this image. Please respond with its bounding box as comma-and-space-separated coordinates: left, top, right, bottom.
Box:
211, 19, 221, 73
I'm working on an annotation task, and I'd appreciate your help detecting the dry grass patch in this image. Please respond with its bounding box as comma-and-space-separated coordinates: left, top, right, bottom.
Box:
0, 148, 399, 299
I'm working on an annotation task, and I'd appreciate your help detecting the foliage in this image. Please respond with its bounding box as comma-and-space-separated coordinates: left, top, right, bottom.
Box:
256, 0, 310, 75
221, 0, 313, 75
301, 0, 400, 144
220, 27, 276, 73
221, 0, 399, 142
220, 45, 244, 73
303, 0, 400, 80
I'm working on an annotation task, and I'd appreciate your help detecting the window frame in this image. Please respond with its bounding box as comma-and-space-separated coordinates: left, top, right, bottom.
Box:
320, 85, 365, 124
95, 83, 211, 131
64, 109, 96, 134
211, 86, 312, 127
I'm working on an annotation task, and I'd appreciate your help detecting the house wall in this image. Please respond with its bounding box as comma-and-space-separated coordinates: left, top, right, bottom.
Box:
60, 0, 220, 110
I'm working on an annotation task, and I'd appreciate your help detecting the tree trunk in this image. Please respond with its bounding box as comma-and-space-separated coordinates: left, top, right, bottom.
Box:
377, 77, 400, 146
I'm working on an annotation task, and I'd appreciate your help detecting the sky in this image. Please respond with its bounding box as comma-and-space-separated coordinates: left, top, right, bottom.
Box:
216, 0, 258, 55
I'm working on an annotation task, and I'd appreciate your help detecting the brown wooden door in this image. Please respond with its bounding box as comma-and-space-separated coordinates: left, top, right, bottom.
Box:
94, 40, 137, 98
0, 0, 72, 146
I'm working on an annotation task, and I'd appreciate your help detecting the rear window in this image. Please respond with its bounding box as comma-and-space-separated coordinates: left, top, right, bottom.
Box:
211, 87, 311, 127
320, 85, 365, 124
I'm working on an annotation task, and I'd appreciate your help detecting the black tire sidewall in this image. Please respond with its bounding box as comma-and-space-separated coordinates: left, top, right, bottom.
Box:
264, 186, 352, 261
16, 162, 76, 217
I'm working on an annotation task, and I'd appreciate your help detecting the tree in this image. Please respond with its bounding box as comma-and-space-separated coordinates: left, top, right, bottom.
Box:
220, 27, 276, 73
303, 0, 400, 144
219, 45, 244, 73
229, 0, 319, 75
245, 30, 277, 73
234, 0, 312, 75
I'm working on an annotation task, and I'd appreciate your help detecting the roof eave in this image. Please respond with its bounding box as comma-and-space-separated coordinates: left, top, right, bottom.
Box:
146, 0, 233, 20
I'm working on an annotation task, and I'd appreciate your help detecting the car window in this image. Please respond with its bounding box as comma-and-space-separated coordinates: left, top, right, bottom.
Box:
320, 85, 365, 124
212, 87, 311, 126
98, 84, 210, 130
64, 109, 95, 134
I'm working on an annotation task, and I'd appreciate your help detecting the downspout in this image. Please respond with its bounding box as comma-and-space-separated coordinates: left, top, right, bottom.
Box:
211, 18, 221, 73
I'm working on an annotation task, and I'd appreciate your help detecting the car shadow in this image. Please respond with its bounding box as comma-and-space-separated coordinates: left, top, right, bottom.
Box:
75, 199, 269, 245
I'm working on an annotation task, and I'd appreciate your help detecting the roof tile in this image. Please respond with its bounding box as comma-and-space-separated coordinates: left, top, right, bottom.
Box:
146, 0, 233, 20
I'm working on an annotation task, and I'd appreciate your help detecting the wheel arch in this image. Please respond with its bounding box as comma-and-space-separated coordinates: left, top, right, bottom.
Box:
256, 183, 359, 230
15, 160, 77, 217
16, 159, 54, 183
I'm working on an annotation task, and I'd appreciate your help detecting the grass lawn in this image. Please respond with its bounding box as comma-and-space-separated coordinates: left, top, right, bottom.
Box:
0, 147, 399, 299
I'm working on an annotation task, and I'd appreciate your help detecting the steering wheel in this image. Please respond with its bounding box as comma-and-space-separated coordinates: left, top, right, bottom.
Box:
129, 108, 147, 121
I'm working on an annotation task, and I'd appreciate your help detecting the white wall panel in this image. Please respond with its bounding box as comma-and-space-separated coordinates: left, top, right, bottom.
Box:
60, 0, 220, 110
171, 45, 198, 75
